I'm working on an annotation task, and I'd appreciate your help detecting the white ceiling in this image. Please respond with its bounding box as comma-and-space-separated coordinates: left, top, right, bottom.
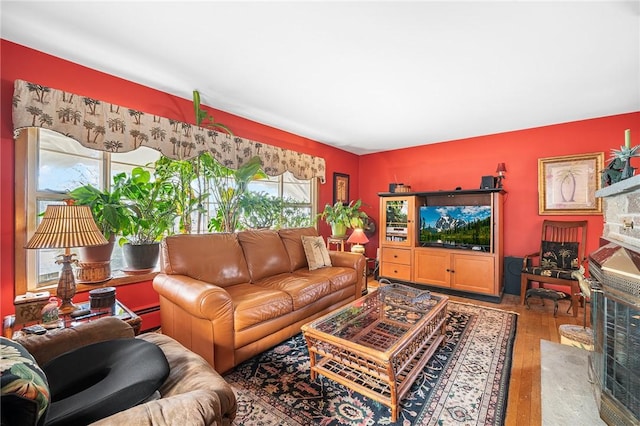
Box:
2, 1, 639, 155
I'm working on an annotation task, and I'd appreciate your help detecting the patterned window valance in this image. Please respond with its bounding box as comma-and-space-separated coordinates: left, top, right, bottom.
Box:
12, 79, 326, 182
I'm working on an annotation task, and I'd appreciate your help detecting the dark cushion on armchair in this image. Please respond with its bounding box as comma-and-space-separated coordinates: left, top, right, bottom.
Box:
42, 338, 169, 426
541, 240, 579, 270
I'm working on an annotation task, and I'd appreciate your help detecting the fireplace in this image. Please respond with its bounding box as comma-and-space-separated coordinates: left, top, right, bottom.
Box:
588, 174, 640, 426
588, 242, 640, 425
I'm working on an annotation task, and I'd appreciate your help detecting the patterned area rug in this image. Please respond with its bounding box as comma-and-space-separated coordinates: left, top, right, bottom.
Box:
225, 301, 517, 425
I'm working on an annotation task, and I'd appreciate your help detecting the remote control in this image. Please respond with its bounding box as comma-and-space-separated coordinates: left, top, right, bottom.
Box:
23, 324, 47, 335
70, 309, 91, 318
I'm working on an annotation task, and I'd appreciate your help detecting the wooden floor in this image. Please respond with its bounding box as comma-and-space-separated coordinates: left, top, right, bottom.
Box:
368, 279, 589, 426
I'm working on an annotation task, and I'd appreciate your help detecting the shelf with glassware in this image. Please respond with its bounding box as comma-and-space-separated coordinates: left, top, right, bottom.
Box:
378, 189, 505, 298
379, 196, 415, 281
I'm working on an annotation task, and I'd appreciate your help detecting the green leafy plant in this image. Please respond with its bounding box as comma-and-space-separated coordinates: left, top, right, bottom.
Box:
318, 199, 368, 237
238, 191, 312, 230
153, 156, 209, 234
118, 167, 178, 245
68, 181, 129, 240
193, 90, 233, 135
207, 156, 268, 233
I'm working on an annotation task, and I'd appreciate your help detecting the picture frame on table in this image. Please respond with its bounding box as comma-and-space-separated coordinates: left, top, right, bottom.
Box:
333, 173, 349, 205
538, 152, 603, 215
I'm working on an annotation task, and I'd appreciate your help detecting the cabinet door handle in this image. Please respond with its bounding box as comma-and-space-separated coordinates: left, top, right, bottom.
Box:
446, 269, 450, 272
393, 255, 398, 258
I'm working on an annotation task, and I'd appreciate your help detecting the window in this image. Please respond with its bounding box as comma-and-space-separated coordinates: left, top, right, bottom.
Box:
17, 128, 161, 291
16, 128, 317, 293
245, 173, 315, 229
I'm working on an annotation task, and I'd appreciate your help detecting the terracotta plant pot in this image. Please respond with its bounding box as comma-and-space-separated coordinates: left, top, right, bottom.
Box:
76, 235, 115, 283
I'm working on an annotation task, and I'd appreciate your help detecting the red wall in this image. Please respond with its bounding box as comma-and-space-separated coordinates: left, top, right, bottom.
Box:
0, 40, 360, 323
2, 40, 639, 324
358, 113, 640, 260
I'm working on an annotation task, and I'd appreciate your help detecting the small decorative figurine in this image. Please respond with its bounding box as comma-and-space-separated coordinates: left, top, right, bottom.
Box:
604, 129, 637, 186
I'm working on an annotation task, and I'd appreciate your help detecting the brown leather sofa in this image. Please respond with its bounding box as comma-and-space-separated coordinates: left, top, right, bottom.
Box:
14, 317, 237, 426
153, 227, 365, 373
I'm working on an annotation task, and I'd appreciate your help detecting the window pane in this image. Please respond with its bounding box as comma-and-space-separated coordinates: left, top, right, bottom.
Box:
111, 147, 161, 178
248, 180, 278, 196
39, 149, 101, 191
283, 181, 310, 202
39, 129, 102, 159
35, 199, 66, 286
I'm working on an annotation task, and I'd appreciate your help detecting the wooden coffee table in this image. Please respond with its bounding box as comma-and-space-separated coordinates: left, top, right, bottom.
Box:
301, 283, 448, 421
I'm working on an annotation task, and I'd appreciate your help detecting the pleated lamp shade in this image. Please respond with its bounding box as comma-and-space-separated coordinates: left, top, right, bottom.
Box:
25, 204, 108, 249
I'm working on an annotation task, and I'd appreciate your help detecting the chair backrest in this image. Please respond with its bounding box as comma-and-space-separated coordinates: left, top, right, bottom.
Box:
540, 220, 588, 262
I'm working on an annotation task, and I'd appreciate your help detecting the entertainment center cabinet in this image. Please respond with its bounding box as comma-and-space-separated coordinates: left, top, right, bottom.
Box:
379, 189, 504, 299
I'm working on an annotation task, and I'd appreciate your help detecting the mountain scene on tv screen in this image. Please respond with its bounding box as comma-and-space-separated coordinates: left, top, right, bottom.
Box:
419, 205, 491, 247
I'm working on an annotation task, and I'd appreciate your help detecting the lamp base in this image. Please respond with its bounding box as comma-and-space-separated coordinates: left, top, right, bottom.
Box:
56, 253, 79, 314
351, 244, 365, 255
58, 300, 78, 315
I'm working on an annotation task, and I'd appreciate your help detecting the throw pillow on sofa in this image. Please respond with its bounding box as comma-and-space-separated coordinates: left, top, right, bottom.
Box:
301, 235, 332, 270
1, 336, 50, 426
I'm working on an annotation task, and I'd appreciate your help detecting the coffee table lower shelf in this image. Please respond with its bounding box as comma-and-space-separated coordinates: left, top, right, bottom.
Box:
305, 315, 447, 421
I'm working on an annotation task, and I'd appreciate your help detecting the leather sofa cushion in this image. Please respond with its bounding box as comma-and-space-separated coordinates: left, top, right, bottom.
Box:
225, 283, 293, 331
278, 227, 318, 271
293, 267, 357, 292
161, 233, 251, 287
238, 230, 290, 282
255, 273, 332, 310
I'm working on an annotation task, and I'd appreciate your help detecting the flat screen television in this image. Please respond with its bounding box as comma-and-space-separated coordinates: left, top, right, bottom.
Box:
418, 205, 492, 251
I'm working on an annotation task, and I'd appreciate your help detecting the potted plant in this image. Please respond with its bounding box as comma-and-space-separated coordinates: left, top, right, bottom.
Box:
207, 156, 267, 233
318, 199, 368, 238
118, 167, 177, 270
68, 182, 130, 282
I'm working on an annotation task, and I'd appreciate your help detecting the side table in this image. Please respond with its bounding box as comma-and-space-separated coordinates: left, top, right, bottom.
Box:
5, 299, 141, 338
327, 236, 347, 251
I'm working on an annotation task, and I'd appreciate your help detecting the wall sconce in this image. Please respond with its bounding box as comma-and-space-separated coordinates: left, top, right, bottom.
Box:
496, 163, 507, 188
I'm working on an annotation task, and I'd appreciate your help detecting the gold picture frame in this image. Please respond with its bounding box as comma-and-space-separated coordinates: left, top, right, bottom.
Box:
538, 152, 604, 215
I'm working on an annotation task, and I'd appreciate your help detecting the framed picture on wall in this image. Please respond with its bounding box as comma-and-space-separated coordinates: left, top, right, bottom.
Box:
333, 173, 350, 205
538, 152, 604, 215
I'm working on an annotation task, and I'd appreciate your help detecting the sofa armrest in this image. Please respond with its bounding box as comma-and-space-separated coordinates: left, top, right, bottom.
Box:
14, 317, 134, 365
92, 332, 237, 426
153, 274, 233, 321
329, 251, 366, 296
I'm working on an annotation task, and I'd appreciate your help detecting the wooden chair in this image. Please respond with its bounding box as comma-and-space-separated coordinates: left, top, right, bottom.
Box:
520, 220, 588, 317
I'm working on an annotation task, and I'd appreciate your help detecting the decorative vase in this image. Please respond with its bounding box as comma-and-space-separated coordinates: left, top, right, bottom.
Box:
331, 223, 347, 238
560, 171, 576, 202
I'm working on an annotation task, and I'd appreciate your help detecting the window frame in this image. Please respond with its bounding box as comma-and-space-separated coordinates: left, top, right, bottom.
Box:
15, 129, 319, 296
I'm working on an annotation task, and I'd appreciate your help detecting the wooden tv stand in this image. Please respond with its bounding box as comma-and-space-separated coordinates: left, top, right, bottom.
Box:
378, 189, 505, 299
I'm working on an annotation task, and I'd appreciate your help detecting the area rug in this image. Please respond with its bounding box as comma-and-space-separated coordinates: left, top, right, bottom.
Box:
225, 301, 517, 425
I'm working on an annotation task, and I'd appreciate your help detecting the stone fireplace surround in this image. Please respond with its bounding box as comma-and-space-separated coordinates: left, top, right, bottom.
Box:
588, 175, 640, 425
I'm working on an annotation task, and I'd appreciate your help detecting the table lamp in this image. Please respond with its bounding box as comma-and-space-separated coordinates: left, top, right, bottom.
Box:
496, 162, 507, 188
25, 200, 108, 314
347, 228, 369, 255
